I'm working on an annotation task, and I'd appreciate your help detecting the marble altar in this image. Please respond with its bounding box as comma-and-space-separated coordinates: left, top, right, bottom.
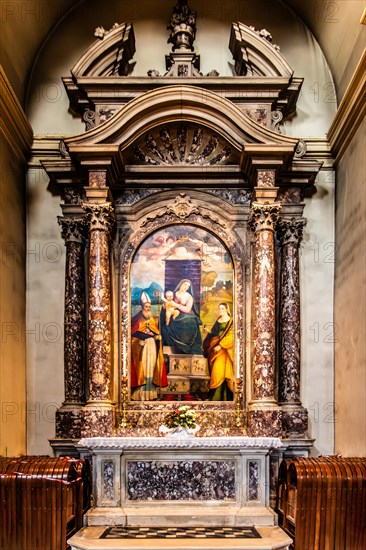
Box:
77, 436, 282, 527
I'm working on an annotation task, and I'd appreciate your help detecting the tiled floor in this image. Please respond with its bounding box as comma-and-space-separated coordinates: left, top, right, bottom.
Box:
100, 526, 261, 539
68, 525, 292, 549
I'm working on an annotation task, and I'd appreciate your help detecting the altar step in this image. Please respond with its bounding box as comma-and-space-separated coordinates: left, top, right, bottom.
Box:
68, 526, 292, 550
83, 506, 278, 528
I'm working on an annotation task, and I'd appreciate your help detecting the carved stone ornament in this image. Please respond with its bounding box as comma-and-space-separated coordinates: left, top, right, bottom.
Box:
83, 109, 96, 131
83, 202, 115, 233
257, 170, 276, 188
278, 217, 306, 245
167, 0, 197, 51
294, 139, 307, 158
271, 110, 283, 132
130, 125, 234, 166
140, 193, 226, 228
249, 203, 281, 232
58, 217, 87, 244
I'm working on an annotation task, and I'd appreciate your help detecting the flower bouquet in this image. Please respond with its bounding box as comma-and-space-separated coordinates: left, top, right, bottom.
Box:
159, 405, 200, 437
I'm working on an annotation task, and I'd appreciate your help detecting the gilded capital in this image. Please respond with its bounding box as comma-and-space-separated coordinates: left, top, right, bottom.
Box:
249, 202, 281, 232
82, 202, 115, 233
278, 217, 306, 245
58, 217, 87, 243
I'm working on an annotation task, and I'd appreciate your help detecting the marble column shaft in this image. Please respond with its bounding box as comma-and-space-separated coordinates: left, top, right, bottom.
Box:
59, 217, 86, 405
278, 217, 306, 404
83, 202, 114, 403
250, 203, 281, 401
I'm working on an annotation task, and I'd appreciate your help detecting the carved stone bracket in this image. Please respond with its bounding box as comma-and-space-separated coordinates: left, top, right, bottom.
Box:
271, 110, 283, 132
83, 109, 96, 131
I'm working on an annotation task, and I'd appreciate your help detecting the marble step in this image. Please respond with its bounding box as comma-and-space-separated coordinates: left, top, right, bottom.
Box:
68, 526, 292, 550
84, 506, 277, 527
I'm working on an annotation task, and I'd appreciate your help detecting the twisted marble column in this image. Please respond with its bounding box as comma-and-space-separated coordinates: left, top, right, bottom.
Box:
278, 217, 306, 405
83, 202, 115, 404
58, 217, 87, 406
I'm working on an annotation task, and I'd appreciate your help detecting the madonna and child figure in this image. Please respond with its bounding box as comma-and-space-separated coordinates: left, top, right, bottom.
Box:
160, 279, 203, 355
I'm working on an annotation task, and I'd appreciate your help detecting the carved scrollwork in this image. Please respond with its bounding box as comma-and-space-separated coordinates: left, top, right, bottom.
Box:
271, 110, 284, 132
140, 194, 226, 228
294, 139, 307, 158
83, 109, 96, 131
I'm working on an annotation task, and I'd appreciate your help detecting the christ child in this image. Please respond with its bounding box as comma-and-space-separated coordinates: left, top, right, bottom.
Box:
162, 290, 180, 325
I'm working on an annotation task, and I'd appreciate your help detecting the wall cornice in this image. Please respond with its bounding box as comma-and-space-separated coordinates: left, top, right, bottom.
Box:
0, 66, 33, 163
327, 49, 366, 164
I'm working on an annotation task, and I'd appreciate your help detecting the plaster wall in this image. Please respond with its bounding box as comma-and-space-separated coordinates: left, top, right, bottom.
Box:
284, 0, 366, 100
0, 134, 26, 456
334, 119, 366, 457
26, 169, 65, 455
301, 170, 335, 456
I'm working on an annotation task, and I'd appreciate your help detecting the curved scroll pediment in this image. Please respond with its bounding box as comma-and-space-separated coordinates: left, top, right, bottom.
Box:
229, 22, 293, 78
70, 22, 135, 77
65, 85, 299, 153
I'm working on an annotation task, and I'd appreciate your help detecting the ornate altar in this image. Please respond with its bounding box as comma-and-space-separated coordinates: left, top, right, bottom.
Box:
44, 1, 320, 532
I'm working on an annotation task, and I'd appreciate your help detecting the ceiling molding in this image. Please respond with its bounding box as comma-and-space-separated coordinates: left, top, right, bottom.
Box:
327, 49, 366, 164
0, 66, 33, 163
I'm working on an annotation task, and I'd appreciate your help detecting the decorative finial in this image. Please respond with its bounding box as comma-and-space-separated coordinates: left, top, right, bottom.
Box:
167, 0, 197, 51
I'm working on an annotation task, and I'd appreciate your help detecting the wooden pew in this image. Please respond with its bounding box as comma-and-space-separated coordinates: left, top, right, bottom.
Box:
275, 456, 366, 550
0, 456, 90, 550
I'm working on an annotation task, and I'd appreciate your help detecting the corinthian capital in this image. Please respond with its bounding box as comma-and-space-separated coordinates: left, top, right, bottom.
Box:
249, 202, 281, 232
82, 202, 115, 233
278, 217, 306, 245
58, 217, 87, 243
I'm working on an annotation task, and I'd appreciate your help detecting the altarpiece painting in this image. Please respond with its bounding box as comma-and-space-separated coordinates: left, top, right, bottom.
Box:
130, 225, 234, 401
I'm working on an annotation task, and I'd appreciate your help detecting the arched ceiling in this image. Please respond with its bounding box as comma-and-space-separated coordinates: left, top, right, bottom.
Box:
0, 0, 364, 105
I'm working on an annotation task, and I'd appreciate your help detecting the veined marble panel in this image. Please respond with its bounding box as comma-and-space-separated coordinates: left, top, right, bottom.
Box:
127, 460, 235, 501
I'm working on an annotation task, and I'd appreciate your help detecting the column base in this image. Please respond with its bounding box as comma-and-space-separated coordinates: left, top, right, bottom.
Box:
280, 404, 308, 438
247, 405, 282, 437
81, 405, 115, 437
56, 405, 83, 439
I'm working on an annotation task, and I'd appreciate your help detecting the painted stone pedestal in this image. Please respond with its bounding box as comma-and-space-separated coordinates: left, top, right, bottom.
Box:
76, 436, 282, 527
